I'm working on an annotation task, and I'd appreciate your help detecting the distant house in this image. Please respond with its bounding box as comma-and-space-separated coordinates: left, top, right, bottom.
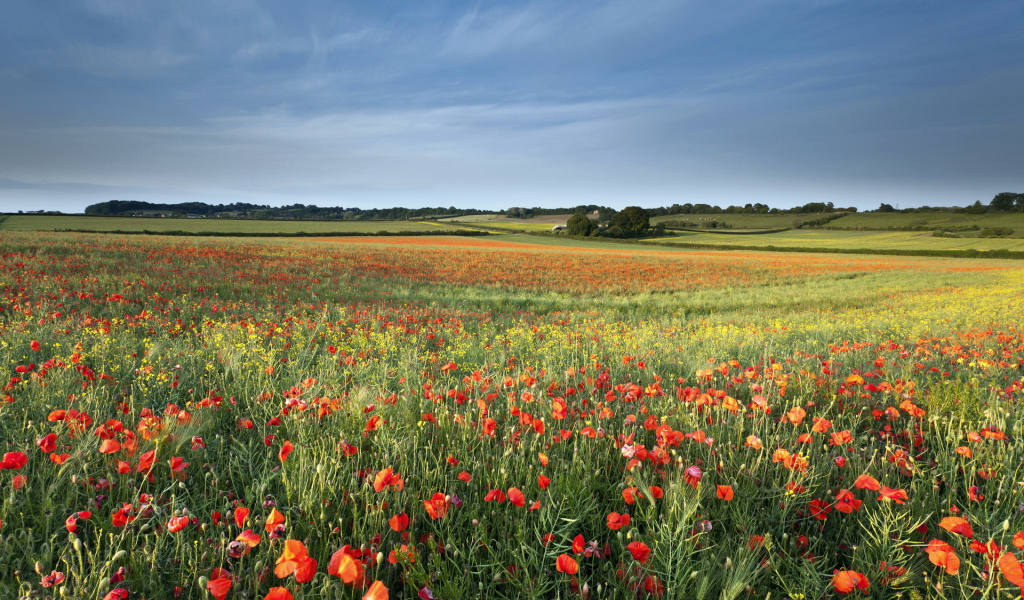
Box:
552, 225, 567, 232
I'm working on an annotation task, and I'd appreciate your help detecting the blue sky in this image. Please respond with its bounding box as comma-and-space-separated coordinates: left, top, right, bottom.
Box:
1, 0, 1022, 212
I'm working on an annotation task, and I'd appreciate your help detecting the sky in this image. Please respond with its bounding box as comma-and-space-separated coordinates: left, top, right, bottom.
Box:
1, 0, 1022, 213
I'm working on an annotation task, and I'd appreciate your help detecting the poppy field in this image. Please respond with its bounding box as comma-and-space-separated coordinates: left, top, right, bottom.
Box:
2, 231, 1024, 600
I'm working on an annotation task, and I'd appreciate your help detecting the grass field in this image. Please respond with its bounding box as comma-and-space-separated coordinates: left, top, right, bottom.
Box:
649, 212, 836, 229
822, 211, 1024, 233
2, 230, 1024, 599
0, 214, 464, 234
649, 229, 1024, 251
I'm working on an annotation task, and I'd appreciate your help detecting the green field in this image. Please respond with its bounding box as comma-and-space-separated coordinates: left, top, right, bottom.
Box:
819, 210, 1024, 234
649, 212, 835, 229
648, 228, 1024, 251
0, 214, 464, 234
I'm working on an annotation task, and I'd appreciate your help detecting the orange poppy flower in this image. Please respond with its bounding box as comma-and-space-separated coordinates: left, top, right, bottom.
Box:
264, 588, 294, 600
877, 487, 908, 504
364, 580, 388, 600
716, 485, 734, 501
265, 508, 285, 533
98, 440, 121, 454
457, 471, 472, 482
538, 452, 548, 466
938, 517, 973, 538
622, 487, 638, 505
328, 546, 364, 584
373, 468, 404, 492
537, 475, 551, 490
234, 507, 249, 528
853, 474, 880, 491
925, 539, 960, 575
423, 492, 450, 519
832, 570, 869, 594
555, 554, 578, 575
1014, 531, 1024, 550
236, 529, 261, 549
998, 552, 1024, 587
274, 539, 317, 583
811, 417, 832, 433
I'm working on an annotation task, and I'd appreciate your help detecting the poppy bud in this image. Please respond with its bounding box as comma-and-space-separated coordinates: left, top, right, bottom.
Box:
377, 552, 384, 565
582, 583, 589, 598
112, 550, 127, 562
73, 538, 82, 552
34, 561, 43, 575
179, 482, 186, 489
690, 571, 698, 579
724, 557, 732, 569
198, 576, 208, 588
472, 519, 479, 526
1004, 519, 1011, 531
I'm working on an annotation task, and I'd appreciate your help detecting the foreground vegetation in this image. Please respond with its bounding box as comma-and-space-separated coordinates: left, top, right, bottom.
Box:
1, 232, 1024, 599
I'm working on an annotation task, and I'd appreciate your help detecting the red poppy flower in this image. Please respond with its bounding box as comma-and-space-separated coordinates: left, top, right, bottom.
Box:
833, 489, 862, 513
555, 554, 578, 574
537, 475, 551, 490
607, 512, 630, 530
457, 471, 472, 483
0, 452, 27, 470
136, 450, 156, 473
622, 487, 638, 505
809, 498, 832, 520
572, 534, 585, 554
627, 541, 651, 563
832, 570, 869, 594
716, 485, 734, 501
389, 512, 409, 532
484, 489, 506, 502
207, 575, 232, 600
278, 441, 294, 463
507, 487, 526, 508
234, 507, 250, 528
167, 516, 190, 532
36, 433, 57, 454
684, 466, 702, 489
853, 474, 880, 491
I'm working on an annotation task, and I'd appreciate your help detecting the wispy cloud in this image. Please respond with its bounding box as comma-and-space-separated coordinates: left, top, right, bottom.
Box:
0, 0, 1021, 211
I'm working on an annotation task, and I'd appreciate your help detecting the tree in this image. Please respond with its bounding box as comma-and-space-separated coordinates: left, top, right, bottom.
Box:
566, 213, 595, 236
877, 203, 895, 213
991, 192, 1023, 212
965, 200, 987, 214
611, 206, 649, 235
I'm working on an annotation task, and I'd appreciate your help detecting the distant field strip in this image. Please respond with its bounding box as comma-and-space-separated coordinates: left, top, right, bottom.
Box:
0, 215, 464, 234
649, 229, 1024, 251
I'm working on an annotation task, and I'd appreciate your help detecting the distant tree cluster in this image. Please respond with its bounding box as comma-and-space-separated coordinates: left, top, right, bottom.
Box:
84, 201, 480, 221
990, 192, 1024, 211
